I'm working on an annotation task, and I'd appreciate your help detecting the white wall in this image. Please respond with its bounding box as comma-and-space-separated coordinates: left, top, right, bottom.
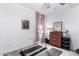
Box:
0, 3, 4, 55
45, 4, 79, 50
1, 3, 36, 54
58, 5, 79, 50
0, 3, 2, 55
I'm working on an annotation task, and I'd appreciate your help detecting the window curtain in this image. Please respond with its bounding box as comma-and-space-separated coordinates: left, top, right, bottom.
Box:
36, 12, 40, 42
36, 12, 45, 43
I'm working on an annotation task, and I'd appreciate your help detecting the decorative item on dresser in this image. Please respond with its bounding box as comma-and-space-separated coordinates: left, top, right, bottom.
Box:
49, 31, 62, 48
53, 21, 62, 32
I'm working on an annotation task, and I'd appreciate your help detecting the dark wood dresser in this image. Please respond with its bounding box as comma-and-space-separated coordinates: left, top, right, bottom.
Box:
49, 32, 62, 48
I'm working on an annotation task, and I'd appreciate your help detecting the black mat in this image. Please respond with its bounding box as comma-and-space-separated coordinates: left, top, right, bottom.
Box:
19, 45, 42, 56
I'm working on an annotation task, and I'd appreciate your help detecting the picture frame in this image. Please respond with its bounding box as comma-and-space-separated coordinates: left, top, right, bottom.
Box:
53, 21, 62, 32
22, 20, 29, 29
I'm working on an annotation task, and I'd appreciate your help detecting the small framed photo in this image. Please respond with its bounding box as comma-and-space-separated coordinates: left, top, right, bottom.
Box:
22, 20, 29, 29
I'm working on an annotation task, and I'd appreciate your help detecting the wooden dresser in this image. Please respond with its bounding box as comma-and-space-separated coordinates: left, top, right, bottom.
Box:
49, 32, 62, 48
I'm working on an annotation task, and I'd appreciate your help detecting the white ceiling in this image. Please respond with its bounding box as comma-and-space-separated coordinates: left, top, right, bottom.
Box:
20, 3, 61, 14
19, 3, 79, 15
20, 3, 43, 11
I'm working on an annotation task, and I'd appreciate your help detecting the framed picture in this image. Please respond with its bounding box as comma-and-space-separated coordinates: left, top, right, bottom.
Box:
22, 20, 29, 29
53, 21, 62, 32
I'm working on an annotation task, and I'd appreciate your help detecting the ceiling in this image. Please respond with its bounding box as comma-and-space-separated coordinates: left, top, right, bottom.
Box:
20, 3, 79, 15
20, 3, 63, 14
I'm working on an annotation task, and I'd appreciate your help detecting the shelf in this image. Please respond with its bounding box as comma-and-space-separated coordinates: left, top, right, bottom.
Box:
62, 44, 70, 47
61, 37, 71, 50
62, 41, 70, 44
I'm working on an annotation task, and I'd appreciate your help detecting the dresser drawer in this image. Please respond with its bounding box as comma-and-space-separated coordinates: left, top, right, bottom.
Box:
50, 41, 57, 46
49, 32, 62, 48
50, 38, 57, 42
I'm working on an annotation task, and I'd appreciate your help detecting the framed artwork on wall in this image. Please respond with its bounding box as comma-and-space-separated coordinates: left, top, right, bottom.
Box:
53, 21, 62, 32
22, 20, 29, 29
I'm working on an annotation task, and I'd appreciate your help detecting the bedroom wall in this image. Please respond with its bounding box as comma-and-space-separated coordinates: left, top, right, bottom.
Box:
45, 12, 63, 39
57, 5, 79, 50
0, 3, 2, 55
45, 4, 79, 50
1, 3, 36, 54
